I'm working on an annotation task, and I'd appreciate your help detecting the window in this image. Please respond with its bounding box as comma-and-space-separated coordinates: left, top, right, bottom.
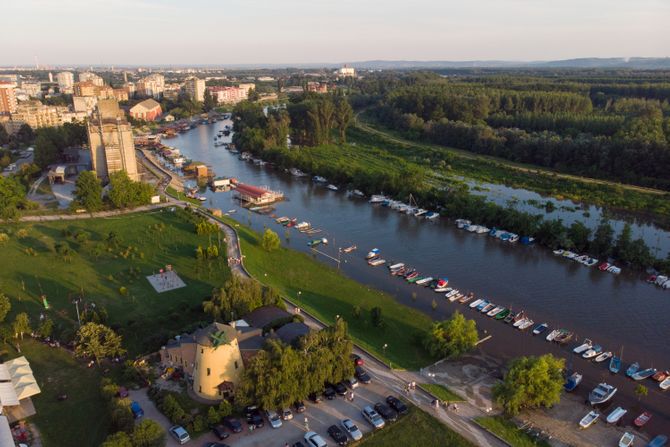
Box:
201, 348, 204, 354
199, 386, 202, 393
207, 368, 210, 376
234, 361, 239, 369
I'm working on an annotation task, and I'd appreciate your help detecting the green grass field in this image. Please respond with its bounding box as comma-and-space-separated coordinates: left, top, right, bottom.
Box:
219, 215, 436, 370
420, 383, 465, 402
0, 209, 230, 355
358, 406, 473, 446
475, 416, 551, 447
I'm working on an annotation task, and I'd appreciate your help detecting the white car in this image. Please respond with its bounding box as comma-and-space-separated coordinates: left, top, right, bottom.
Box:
362, 405, 385, 429
341, 418, 363, 440
169, 425, 191, 444
304, 431, 328, 447
281, 408, 293, 420
265, 409, 283, 428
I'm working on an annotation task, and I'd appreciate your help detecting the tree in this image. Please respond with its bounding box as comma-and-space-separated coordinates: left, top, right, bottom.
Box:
131, 419, 166, 447
423, 311, 478, 358
334, 95, 354, 144
108, 171, 154, 209
567, 221, 591, 252
101, 431, 133, 447
493, 354, 565, 416
15, 124, 34, 145
74, 170, 103, 211
37, 317, 54, 339
261, 228, 280, 252
634, 384, 648, 402
370, 306, 384, 328
248, 88, 260, 102
207, 406, 220, 426
203, 89, 216, 112
590, 220, 614, 258
0, 175, 27, 220
0, 126, 9, 146
0, 293, 11, 323
614, 223, 634, 263
12, 312, 31, 339
74, 322, 125, 366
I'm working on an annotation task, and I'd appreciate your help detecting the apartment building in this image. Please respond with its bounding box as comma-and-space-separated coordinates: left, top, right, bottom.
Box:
0, 82, 17, 114
56, 72, 75, 93
184, 77, 206, 102
136, 73, 165, 99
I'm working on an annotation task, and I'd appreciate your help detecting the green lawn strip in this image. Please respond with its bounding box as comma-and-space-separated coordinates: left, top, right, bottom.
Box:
357, 406, 473, 446
0, 210, 230, 356
419, 383, 466, 402
9, 339, 109, 447
166, 186, 201, 205
474, 416, 551, 447
218, 216, 435, 370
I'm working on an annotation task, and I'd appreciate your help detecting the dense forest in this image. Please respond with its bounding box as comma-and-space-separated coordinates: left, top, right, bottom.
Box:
356, 72, 670, 190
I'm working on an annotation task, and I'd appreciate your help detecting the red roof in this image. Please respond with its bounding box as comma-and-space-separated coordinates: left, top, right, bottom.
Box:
235, 183, 270, 198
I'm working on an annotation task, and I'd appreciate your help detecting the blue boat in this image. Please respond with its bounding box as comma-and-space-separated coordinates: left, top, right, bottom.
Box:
646, 435, 668, 447
626, 362, 640, 378
489, 228, 497, 236
564, 372, 582, 392
476, 300, 490, 310
499, 233, 511, 241
609, 356, 622, 374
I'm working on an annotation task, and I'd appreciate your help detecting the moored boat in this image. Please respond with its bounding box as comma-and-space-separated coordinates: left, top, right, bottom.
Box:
495, 308, 510, 320
660, 377, 670, 390
626, 362, 640, 378
647, 435, 668, 447
564, 372, 582, 392
405, 271, 419, 281
326, 184, 338, 191
342, 245, 357, 253
618, 432, 634, 447
532, 323, 549, 335
480, 303, 496, 314
275, 216, 290, 224
582, 345, 603, 359
476, 300, 490, 311
606, 407, 627, 424
588, 383, 617, 405
308, 238, 328, 247
416, 277, 434, 286
368, 258, 386, 266
469, 298, 483, 309
633, 411, 652, 428
545, 329, 561, 341
609, 356, 622, 374
595, 351, 613, 363
554, 330, 574, 344
365, 249, 380, 259
579, 410, 600, 429
631, 368, 657, 381
652, 370, 669, 382
388, 262, 405, 271
504, 311, 517, 324
487, 306, 505, 317
459, 293, 475, 304
518, 319, 534, 331
573, 339, 593, 354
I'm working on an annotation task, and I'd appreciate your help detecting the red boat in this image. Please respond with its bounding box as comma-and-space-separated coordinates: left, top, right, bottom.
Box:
634, 411, 652, 428
405, 271, 419, 280
652, 370, 669, 382
286, 218, 297, 228
598, 262, 611, 271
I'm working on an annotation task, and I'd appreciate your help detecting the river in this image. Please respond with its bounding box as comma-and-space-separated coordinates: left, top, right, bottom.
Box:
165, 119, 670, 434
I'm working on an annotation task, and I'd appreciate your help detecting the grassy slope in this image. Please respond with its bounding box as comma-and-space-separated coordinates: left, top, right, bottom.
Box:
0, 210, 230, 355
475, 416, 551, 447
420, 383, 465, 402
358, 406, 473, 447
220, 216, 435, 370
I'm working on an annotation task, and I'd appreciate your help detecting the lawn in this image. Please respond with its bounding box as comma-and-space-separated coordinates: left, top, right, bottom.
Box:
218, 215, 436, 370
358, 406, 473, 446
475, 416, 551, 447
4, 339, 109, 447
0, 208, 231, 355
420, 383, 465, 402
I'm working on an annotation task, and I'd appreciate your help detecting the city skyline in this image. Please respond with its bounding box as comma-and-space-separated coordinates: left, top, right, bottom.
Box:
3, 0, 667, 66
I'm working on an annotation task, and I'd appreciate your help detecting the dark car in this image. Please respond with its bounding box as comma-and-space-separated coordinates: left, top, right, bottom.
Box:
327, 424, 349, 446
222, 416, 243, 433
335, 382, 347, 396
323, 384, 336, 400
244, 406, 264, 428
351, 353, 364, 366
294, 401, 306, 413
211, 424, 229, 440
386, 395, 408, 415
355, 366, 371, 384
308, 392, 322, 403
374, 402, 398, 422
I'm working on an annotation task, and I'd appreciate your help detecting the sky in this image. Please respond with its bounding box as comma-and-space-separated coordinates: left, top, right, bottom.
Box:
2, 0, 668, 66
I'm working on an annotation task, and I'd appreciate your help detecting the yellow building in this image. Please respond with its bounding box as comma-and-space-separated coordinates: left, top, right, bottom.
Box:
10, 100, 69, 129
87, 99, 138, 181
192, 323, 245, 400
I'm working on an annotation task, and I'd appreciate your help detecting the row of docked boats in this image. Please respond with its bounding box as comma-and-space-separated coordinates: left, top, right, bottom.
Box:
274, 216, 323, 235
553, 249, 621, 274
455, 219, 536, 244
647, 274, 670, 290
369, 195, 439, 220
311, 175, 339, 191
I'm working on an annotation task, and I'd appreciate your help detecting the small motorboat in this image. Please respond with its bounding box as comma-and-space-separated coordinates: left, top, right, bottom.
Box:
554, 330, 574, 344
481, 303, 496, 314
326, 184, 338, 191
553, 249, 564, 255
618, 432, 635, 447
487, 306, 505, 317
598, 262, 611, 271
588, 383, 617, 405
579, 410, 600, 429
609, 356, 622, 374
513, 317, 528, 328
494, 308, 510, 320
532, 323, 549, 335
444, 289, 458, 299
660, 377, 670, 390
404, 270, 418, 280
573, 339, 593, 354
475, 300, 490, 311
633, 411, 652, 428
582, 345, 603, 359
275, 216, 290, 224
626, 362, 640, 378
504, 311, 516, 323
647, 435, 668, 447
308, 238, 328, 247
295, 221, 311, 231
545, 329, 561, 341
342, 245, 357, 253
631, 368, 657, 381
606, 407, 627, 424
469, 298, 483, 309
365, 249, 380, 259
652, 370, 669, 382
416, 277, 433, 286
448, 292, 463, 303
368, 258, 386, 266
407, 275, 423, 283
564, 372, 582, 392
518, 319, 535, 331
512, 311, 526, 325
459, 293, 475, 304
595, 351, 612, 363
388, 262, 405, 271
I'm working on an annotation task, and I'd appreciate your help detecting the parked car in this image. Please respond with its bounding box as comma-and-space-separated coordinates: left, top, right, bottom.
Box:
169, 425, 191, 445
308, 392, 322, 403
341, 418, 363, 441
265, 409, 283, 428
244, 406, 264, 428
323, 384, 336, 400
222, 416, 242, 433
362, 405, 385, 429
211, 424, 229, 440
355, 366, 371, 384
335, 382, 348, 395
386, 395, 408, 415
345, 377, 359, 389
328, 424, 349, 445
374, 402, 398, 422
351, 354, 364, 366
130, 401, 143, 419
294, 401, 306, 413
282, 407, 294, 420
304, 431, 328, 447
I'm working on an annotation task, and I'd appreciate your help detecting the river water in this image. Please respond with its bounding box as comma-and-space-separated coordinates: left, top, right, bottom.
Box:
165, 121, 670, 431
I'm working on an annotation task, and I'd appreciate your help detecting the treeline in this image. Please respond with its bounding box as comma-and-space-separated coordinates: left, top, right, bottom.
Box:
34, 122, 87, 168
486, 112, 625, 136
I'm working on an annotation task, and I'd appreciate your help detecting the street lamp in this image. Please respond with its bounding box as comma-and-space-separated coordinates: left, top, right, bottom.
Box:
383, 343, 389, 368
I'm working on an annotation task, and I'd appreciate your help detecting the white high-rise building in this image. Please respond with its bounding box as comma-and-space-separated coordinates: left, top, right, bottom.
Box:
78, 71, 104, 86
56, 72, 75, 93
137, 73, 165, 99
184, 77, 206, 102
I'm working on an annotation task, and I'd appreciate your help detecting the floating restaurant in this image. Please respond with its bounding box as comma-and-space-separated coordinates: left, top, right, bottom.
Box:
234, 183, 284, 206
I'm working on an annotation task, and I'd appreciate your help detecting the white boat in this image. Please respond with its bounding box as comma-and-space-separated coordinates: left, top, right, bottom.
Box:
424, 211, 439, 220
475, 226, 490, 234
508, 233, 519, 243
414, 208, 428, 217
369, 195, 386, 204
368, 258, 386, 266
582, 345, 603, 359
469, 299, 483, 308
618, 432, 634, 447
352, 189, 365, 198
573, 339, 593, 354
312, 175, 327, 183
435, 285, 451, 293
449, 293, 463, 302
388, 263, 405, 271
579, 411, 600, 429
553, 249, 564, 255
606, 407, 627, 424
545, 329, 560, 342
518, 319, 535, 330
365, 248, 380, 259
289, 168, 307, 177
416, 277, 433, 286
513, 318, 528, 328
595, 352, 613, 363
455, 219, 471, 229
480, 303, 496, 313
588, 383, 617, 405
487, 306, 505, 317
295, 222, 311, 231
466, 224, 479, 233
607, 265, 622, 274
327, 184, 338, 191
660, 377, 670, 390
